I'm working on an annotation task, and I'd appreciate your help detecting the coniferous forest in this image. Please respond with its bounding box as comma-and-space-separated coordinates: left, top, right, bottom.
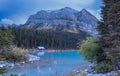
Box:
12, 27, 89, 49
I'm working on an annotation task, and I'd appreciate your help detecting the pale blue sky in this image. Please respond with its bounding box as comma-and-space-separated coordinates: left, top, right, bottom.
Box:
0, 0, 102, 25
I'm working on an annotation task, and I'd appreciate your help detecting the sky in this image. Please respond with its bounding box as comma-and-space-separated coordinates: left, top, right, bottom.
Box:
0, 0, 102, 25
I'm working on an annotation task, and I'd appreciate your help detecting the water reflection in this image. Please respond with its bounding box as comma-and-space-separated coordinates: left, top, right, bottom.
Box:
6, 50, 88, 76
37, 63, 43, 76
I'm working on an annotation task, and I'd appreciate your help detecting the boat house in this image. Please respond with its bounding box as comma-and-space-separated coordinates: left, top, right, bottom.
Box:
37, 46, 45, 50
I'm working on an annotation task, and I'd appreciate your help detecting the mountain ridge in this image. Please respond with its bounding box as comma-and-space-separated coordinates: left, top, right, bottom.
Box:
23, 7, 98, 34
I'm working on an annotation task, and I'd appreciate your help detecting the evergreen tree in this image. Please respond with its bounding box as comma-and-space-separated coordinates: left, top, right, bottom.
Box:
97, 0, 120, 67
0, 26, 13, 50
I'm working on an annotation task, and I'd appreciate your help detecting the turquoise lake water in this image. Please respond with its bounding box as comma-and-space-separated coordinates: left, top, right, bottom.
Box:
5, 50, 88, 76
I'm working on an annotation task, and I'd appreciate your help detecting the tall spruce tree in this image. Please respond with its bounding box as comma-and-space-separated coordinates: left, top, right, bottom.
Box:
0, 26, 13, 50
98, 0, 120, 67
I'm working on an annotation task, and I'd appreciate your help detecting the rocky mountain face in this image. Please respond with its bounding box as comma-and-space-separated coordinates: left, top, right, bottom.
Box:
23, 7, 98, 34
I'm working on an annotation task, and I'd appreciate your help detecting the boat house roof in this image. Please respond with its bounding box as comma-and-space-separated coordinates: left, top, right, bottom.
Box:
37, 46, 45, 49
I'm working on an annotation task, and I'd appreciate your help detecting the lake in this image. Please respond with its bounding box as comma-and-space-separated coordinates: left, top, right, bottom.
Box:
5, 50, 89, 76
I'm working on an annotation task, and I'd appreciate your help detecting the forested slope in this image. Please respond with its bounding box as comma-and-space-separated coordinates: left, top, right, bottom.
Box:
12, 27, 89, 49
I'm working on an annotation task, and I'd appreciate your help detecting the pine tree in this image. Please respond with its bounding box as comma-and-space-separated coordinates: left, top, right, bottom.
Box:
97, 0, 120, 67
0, 26, 13, 50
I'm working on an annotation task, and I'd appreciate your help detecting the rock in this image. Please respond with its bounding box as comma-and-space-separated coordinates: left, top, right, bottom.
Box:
23, 7, 98, 35
28, 54, 40, 62
0, 61, 15, 67
87, 74, 93, 76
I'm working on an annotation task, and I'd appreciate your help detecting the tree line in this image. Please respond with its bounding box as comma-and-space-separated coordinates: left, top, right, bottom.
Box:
12, 27, 89, 49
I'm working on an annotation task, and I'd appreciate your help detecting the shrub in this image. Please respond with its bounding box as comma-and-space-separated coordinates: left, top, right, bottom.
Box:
93, 62, 113, 73
79, 36, 102, 63
10, 74, 25, 76
5, 46, 28, 62
0, 66, 7, 76
10, 74, 18, 76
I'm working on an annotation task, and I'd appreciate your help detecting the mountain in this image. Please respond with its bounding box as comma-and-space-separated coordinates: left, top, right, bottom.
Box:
23, 7, 99, 34
0, 23, 10, 27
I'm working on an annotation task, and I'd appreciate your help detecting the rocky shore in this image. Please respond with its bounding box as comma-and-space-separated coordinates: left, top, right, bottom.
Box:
0, 54, 40, 68
68, 63, 120, 76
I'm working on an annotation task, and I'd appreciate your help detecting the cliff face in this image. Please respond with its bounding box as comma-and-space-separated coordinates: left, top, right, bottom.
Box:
23, 7, 98, 34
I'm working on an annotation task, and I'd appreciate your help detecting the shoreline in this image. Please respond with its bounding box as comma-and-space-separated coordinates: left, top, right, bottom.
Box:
0, 50, 79, 68
29, 49, 79, 52
67, 63, 120, 76
1, 51, 92, 76
0, 54, 40, 68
